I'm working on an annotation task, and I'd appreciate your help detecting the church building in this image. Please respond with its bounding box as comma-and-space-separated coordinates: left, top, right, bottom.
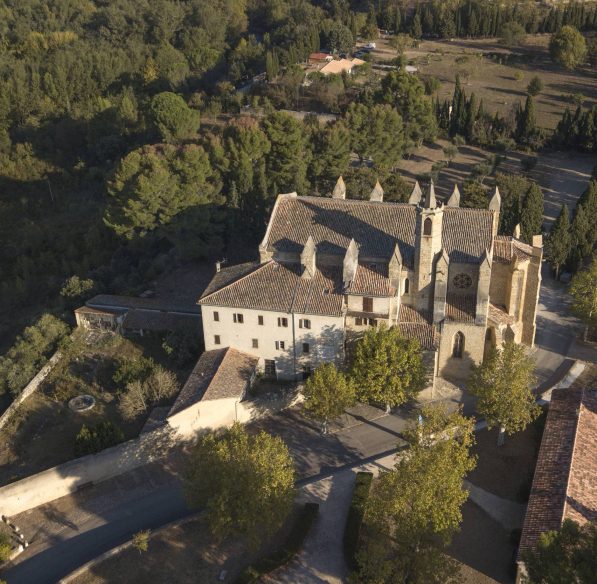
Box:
198, 178, 542, 385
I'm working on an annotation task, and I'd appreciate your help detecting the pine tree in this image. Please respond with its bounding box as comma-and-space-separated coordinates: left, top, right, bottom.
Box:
545, 204, 571, 279
520, 182, 544, 244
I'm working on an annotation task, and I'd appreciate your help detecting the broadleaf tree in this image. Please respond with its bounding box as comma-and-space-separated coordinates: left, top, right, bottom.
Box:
350, 324, 426, 412
303, 363, 356, 434
357, 405, 476, 583
184, 423, 294, 548
468, 342, 539, 445
523, 519, 597, 584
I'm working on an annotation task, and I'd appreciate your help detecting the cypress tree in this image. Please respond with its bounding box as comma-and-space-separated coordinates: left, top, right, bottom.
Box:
569, 203, 592, 271
545, 204, 571, 279
520, 182, 544, 244
465, 92, 478, 141
412, 13, 423, 39
516, 95, 537, 145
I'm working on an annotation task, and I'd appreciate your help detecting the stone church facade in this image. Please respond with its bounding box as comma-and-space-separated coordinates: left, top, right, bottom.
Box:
199, 178, 542, 385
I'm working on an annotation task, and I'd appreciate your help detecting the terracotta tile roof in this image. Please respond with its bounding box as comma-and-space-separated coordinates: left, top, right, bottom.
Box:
399, 304, 432, 324
199, 261, 344, 317
398, 304, 438, 350
488, 303, 515, 326
262, 196, 494, 268
346, 263, 394, 297
122, 309, 199, 333
87, 294, 201, 314
169, 348, 258, 415
445, 293, 476, 323
201, 262, 260, 298
74, 306, 118, 317
518, 388, 597, 558
493, 236, 534, 264
398, 323, 439, 350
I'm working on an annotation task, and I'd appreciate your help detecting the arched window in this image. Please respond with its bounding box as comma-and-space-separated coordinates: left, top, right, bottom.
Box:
404, 278, 410, 294
452, 331, 465, 358
423, 217, 432, 236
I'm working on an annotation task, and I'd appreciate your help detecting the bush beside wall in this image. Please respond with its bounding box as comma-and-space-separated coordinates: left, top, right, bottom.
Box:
343, 471, 374, 572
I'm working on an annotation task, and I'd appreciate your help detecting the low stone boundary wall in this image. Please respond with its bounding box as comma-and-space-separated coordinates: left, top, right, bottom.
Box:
0, 351, 62, 432
0, 424, 174, 517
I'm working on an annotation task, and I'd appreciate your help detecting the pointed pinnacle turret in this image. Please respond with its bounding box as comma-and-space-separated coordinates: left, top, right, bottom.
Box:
332, 176, 346, 199
447, 184, 460, 207
513, 224, 521, 239
370, 180, 384, 202
408, 181, 423, 205
424, 180, 437, 209
489, 186, 501, 212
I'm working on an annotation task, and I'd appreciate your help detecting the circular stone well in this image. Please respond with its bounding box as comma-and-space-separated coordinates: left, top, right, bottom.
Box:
68, 394, 96, 413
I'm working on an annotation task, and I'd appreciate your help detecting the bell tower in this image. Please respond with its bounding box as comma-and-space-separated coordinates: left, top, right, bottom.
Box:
414, 181, 444, 312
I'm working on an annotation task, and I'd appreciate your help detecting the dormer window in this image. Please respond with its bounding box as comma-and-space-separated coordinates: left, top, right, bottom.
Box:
423, 217, 432, 236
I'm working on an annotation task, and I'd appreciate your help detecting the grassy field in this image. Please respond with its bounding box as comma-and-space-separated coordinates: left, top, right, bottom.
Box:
371, 34, 597, 131
0, 332, 188, 486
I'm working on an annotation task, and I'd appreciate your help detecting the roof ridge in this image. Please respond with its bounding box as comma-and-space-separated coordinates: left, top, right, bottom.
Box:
199, 261, 274, 302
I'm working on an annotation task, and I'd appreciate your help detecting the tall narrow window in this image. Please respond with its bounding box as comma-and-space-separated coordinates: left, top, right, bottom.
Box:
302, 343, 310, 354
404, 278, 410, 294
277, 317, 288, 327
213, 311, 219, 322
363, 297, 373, 312
252, 339, 259, 349
423, 217, 432, 236
258, 315, 264, 325
452, 332, 465, 358
233, 313, 244, 324
299, 319, 311, 329
214, 335, 221, 345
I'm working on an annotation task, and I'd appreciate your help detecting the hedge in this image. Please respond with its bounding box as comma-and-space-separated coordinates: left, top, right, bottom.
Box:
343, 471, 374, 572
234, 502, 320, 584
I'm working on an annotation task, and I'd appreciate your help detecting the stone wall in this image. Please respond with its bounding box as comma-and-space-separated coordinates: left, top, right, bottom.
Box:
0, 351, 62, 432
437, 321, 486, 382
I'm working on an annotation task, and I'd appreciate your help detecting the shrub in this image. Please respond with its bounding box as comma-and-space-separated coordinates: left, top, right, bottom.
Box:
343, 472, 373, 572
132, 529, 150, 553
0, 533, 12, 563
74, 421, 125, 456
234, 503, 319, 584
0, 314, 70, 396
119, 366, 179, 420
521, 156, 538, 172
527, 76, 543, 96
113, 357, 156, 388
423, 76, 441, 95
162, 330, 202, 367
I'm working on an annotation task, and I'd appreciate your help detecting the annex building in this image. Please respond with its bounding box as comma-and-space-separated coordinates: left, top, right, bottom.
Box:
199, 178, 543, 385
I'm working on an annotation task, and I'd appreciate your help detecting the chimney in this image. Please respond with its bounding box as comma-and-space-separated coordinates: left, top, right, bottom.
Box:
409, 181, 423, 205
300, 236, 317, 279
370, 180, 384, 202
447, 184, 460, 207
332, 176, 346, 199
343, 239, 359, 290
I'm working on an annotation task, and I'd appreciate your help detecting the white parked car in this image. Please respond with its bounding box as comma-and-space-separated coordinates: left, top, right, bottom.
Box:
365, 42, 376, 49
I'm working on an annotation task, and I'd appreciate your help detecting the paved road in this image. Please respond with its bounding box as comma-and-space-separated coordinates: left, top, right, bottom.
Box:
2, 407, 411, 584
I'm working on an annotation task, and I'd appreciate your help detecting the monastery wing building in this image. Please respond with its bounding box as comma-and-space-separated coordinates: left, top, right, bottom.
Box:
199, 178, 542, 384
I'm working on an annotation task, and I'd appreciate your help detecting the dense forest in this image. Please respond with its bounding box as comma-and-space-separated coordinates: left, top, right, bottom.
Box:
0, 0, 595, 357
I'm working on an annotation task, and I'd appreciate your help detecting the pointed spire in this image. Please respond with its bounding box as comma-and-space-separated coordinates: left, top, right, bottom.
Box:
408, 181, 423, 205
332, 176, 346, 199
423, 180, 437, 209
481, 248, 491, 269
513, 224, 521, 239
438, 248, 450, 267
300, 235, 316, 279
489, 186, 501, 212
370, 180, 384, 202
388, 243, 402, 290
447, 184, 460, 207
342, 239, 359, 289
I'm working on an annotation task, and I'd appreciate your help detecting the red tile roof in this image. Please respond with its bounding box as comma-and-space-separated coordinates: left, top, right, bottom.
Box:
398, 304, 439, 350
518, 387, 597, 558
199, 260, 345, 317
493, 236, 534, 264
169, 348, 259, 415
488, 303, 515, 326
346, 263, 395, 297
262, 195, 494, 267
